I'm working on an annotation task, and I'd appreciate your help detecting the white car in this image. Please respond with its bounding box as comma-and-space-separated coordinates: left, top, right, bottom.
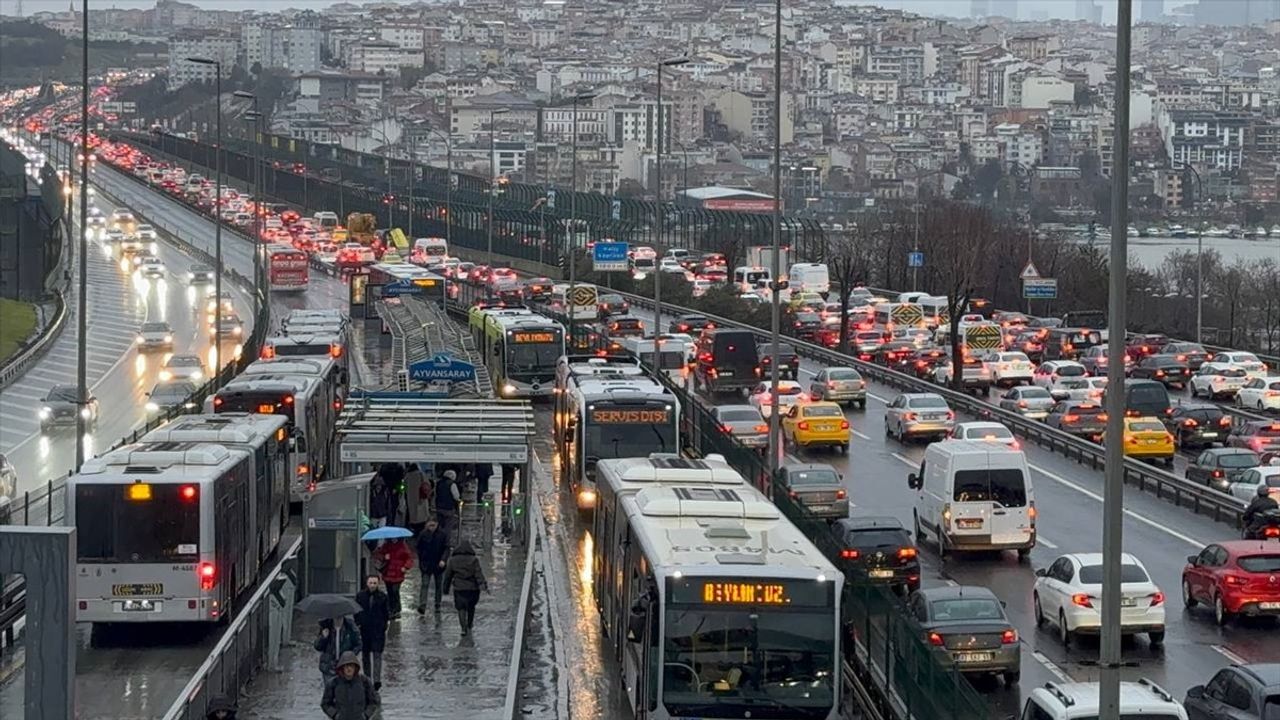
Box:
748, 380, 805, 418
660, 257, 686, 273
1189, 362, 1248, 400
1047, 376, 1097, 402
86, 216, 107, 239
105, 228, 126, 245
135, 321, 173, 350
946, 421, 1019, 447
136, 224, 158, 242
1235, 376, 1280, 411
1032, 360, 1088, 390
1210, 351, 1269, 378
1033, 552, 1165, 648
1227, 465, 1280, 503
985, 351, 1035, 387
138, 257, 166, 279
160, 354, 205, 382
691, 278, 711, 297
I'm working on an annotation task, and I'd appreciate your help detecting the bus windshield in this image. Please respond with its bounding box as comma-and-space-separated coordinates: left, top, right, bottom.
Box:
75, 484, 200, 563
663, 605, 836, 718
585, 403, 677, 459
216, 392, 298, 421
507, 332, 563, 372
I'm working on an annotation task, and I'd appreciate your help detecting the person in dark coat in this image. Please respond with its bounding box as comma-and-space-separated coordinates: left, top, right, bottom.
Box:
472, 462, 494, 503
379, 463, 407, 525
315, 616, 361, 679
368, 475, 393, 529
321, 651, 380, 720
414, 517, 451, 614
354, 574, 390, 690
205, 694, 237, 720
443, 538, 488, 636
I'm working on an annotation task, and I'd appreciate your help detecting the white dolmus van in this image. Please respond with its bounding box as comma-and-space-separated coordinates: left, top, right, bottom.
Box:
907, 440, 1036, 558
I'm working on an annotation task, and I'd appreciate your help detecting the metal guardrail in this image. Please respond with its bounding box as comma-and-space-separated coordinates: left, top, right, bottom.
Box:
0, 289, 67, 392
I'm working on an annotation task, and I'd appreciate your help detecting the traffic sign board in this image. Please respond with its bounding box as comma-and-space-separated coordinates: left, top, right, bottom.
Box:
908, 251, 924, 268
1023, 278, 1058, 299
408, 353, 476, 383
1020, 261, 1041, 279
382, 278, 419, 297
593, 241, 629, 272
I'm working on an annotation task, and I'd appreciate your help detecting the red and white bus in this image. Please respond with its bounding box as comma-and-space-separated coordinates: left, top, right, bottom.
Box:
268, 245, 309, 291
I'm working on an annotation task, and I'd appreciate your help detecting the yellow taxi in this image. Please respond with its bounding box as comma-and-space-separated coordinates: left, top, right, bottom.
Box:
1106, 415, 1175, 466
782, 401, 850, 454
789, 291, 825, 311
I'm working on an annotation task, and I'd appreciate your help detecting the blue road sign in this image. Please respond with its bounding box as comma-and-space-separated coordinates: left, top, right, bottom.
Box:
1023, 278, 1058, 299
382, 278, 419, 297
593, 241, 630, 272
408, 353, 477, 383
908, 251, 924, 268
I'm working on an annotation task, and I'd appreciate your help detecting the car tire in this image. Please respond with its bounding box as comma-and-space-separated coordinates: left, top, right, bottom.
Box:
1182, 578, 1197, 608
1033, 594, 1046, 627
1058, 610, 1072, 647
884, 420, 892, 438
857, 399, 866, 410
1004, 670, 1020, 686
896, 422, 906, 442
1148, 630, 1165, 647
1214, 592, 1232, 626
1259, 400, 1266, 412
840, 444, 849, 455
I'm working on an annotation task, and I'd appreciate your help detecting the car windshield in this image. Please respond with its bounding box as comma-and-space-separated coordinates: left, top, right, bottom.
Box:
965, 426, 1013, 440
1021, 387, 1052, 397
908, 396, 948, 409
788, 469, 840, 485
1077, 564, 1150, 584
169, 357, 201, 368
829, 369, 860, 380
803, 406, 843, 418
45, 386, 79, 402
1237, 554, 1280, 573
929, 598, 1004, 621
1130, 421, 1165, 432
719, 409, 761, 423
141, 323, 168, 333
953, 469, 1026, 507
1218, 452, 1260, 468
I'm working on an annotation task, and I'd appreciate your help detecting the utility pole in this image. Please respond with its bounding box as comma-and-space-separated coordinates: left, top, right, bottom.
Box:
655, 57, 689, 345
487, 108, 508, 266
768, 0, 784, 480
74, 0, 88, 470
1100, 2, 1132, 718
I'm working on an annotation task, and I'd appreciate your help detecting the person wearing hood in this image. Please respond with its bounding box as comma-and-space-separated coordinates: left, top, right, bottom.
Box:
205, 694, 237, 720
442, 538, 488, 636
321, 651, 380, 720
314, 615, 361, 679
435, 469, 463, 542
354, 574, 389, 691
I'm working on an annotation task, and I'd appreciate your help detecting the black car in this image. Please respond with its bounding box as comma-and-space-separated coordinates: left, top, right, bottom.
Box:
1044, 401, 1108, 439
694, 329, 760, 395
1168, 405, 1231, 449
874, 341, 917, 369
669, 314, 714, 334
1227, 418, 1280, 455
1185, 448, 1261, 489
1185, 664, 1280, 720
789, 311, 822, 340
39, 384, 99, 432
605, 316, 645, 339
522, 276, 554, 300
833, 516, 920, 594
597, 294, 630, 319
1130, 354, 1191, 388
906, 347, 949, 380
1164, 341, 1211, 371
1012, 330, 1046, 363
758, 342, 799, 381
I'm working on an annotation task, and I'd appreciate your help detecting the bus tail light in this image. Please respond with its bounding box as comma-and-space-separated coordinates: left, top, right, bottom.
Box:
298, 463, 310, 476
198, 562, 217, 591
330, 344, 344, 358
260, 346, 275, 360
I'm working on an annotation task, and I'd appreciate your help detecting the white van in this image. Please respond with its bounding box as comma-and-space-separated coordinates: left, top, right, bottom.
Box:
313, 211, 339, 230
897, 291, 929, 303
733, 266, 771, 293
411, 237, 449, 265
907, 441, 1036, 558
919, 295, 949, 328
788, 262, 830, 296
550, 282, 598, 321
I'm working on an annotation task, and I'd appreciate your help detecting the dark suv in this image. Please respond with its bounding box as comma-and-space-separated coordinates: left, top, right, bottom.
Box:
1168, 405, 1231, 449
694, 329, 760, 396
833, 516, 920, 594
758, 342, 799, 381
1185, 663, 1280, 720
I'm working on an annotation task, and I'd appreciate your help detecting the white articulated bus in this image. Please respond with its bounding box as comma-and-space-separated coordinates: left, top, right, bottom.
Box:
591, 455, 843, 720
68, 429, 287, 623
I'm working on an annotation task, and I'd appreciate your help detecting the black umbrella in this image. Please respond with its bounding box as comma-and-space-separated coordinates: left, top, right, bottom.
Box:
295, 593, 361, 619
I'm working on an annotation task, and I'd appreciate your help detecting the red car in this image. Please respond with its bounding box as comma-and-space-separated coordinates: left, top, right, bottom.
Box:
1182, 540, 1280, 625
1126, 333, 1170, 361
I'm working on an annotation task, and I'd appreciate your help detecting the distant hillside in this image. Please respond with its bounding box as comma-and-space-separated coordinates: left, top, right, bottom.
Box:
0, 21, 165, 86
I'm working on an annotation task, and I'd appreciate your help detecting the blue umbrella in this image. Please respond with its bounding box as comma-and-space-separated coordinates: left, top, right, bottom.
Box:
362, 526, 413, 541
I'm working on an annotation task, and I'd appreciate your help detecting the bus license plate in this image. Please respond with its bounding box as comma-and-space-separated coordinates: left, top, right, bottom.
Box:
869, 569, 895, 579
954, 652, 993, 663
113, 583, 163, 596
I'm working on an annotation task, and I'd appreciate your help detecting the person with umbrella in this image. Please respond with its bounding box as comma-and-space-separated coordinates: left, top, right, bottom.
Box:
314, 614, 361, 680
205, 694, 237, 720
321, 651, 380, 720
443, 538, 487, 637
371, 536, 414, 618
354, 574, 389, 691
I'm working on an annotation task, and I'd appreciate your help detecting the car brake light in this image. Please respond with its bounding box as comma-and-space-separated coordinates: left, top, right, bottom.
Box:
1150, 591, 1165, 606
946, 410, 955, 420
1071, 593, 1093, 608
904, 412, 918, 421
841, 549, 860, 560
840, 420, 850, 430
927, 632, 945, 646
1220, 417, 1232, 426
1266, 527, 1280, 539
797, 421, 810, 430
1018, 400, 1028, 409
754, 424, 768, 433
1001, 629, 1018, 644
1212, 469, 1224, 478
898, 547, 917, 560
1165, 407, 1173, 415
1224, 574, 1248, 586
1184, 419, 1198, 427
1064, 414, 1079, 422
199, 562, 217, 590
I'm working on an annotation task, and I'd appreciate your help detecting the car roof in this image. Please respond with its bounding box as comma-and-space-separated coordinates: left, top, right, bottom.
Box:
1218, 541, 1280, 556
782, 462, 838, 473
913, 585, 998, 602
838, 515, 905, 532
1063, 552, 1139, 566
956, 421, 1007, 430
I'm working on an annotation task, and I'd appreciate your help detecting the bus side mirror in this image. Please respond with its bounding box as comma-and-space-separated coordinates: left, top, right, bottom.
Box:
907, 473, 922, 490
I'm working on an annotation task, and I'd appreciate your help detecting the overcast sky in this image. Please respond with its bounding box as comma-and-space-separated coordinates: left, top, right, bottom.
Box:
4, 0, 1189, 23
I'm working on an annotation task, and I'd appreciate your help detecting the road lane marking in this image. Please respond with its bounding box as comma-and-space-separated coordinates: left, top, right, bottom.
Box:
1212, 644, 1247, 665
1037, 536, 1058, 549
891, 452, 916, 468
1032, 651, 1071, 682
869, 392, 890, 403
851, 429, 871, 440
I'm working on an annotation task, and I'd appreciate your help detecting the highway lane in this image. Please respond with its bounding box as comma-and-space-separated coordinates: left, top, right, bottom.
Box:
0, 188, 254, 497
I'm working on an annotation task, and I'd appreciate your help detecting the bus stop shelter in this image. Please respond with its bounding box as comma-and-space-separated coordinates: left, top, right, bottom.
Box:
335, 393, 537, 543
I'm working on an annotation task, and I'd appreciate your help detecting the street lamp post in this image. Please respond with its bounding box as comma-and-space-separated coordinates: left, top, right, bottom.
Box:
1177, 163, 1204, 342
894, 156, 924, 292
655, 56, 689, 345
187, 56, 224, 389
768, 0, 785, 479
407, 134, 416, 241
425, 127, 453, 250
75, 0, 89, 469
234, 89, 262, 311
567, 93, 594, 342
487, 108, 509, 266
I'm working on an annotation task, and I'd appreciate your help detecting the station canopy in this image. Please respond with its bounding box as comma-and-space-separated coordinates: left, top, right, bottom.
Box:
337, 394, 535, 465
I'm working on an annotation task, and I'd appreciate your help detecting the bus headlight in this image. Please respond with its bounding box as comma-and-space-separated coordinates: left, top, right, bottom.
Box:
502, 383, 517, 396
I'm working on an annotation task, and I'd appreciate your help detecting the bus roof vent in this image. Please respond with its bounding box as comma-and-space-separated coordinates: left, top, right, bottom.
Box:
649, 456, 705, 470
703, 524, 750, 540
715, 552, 766, 565
122, 465, 163, 474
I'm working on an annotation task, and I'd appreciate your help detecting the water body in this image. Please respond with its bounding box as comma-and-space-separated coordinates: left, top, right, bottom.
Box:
1078, 234, 1280, 270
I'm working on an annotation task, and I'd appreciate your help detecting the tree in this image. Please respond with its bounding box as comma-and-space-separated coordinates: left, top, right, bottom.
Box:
827, 218, 881, 353
972, 159, 1003, 203
250, 61, 263, 76
400, 65, 427, 90
923, 201, 1000, 391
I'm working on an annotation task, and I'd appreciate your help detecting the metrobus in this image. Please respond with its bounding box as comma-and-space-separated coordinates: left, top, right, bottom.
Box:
67, 426, 289, 623
469, 306, 565, 398
621, 336, 690, 387
591, 456, 843, 720
268, 244, 309, 291
552, 355, 680, 510
208, 372, 337, 498
411, 237, 449, 265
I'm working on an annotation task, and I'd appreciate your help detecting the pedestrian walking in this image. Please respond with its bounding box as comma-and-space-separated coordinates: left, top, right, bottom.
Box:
443, 538, 488, 637
500, 464, 517, 502
368, 475, 393, 530
321, 652, 381, 720
380, 462, 407, 525
354, 575, 389, 691
371, 538, 414, 618
314, 616, 361, 680
204, 694, 237, 720
405, 463, 433, 535
414, 516, 451, 614
473, 462, 494, 503
435, 469, 462, 542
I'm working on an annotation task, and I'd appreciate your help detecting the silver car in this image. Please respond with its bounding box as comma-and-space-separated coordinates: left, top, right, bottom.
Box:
810, 367, 867, 408
136, 321, 174, 350
711, 405, 768, 448
885, 393, 955, 442
145, 380, 199, 414
777, 463, 848, 519
998, 385, 1055, 419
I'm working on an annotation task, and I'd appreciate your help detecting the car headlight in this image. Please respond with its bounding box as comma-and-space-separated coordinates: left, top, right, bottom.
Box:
145, 401, 159, 412
191, 370, 203, 380
39, 407, 51, 420
159, 370, 172, 381
164, 335, 173, 343
80, 407, 91, 419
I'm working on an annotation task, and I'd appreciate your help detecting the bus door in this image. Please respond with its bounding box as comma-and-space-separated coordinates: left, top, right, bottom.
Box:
625, 576, 660, 719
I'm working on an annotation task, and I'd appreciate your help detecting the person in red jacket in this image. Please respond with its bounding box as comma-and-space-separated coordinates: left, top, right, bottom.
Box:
371, 538, 414, 618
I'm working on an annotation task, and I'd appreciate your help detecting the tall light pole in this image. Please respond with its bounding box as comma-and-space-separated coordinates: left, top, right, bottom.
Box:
1101, 2, 1133, 717
768, 0, 785, 479
567, 92, 593, 343
487, 107, 509, 266
655, 56, 689, 344
75, 0, 88, 469
188, 56, 224, 388
894, 155, 924, 292
426, 127, 453, 251
235, 89, 262, 312
1177, 163, 1204, 342
406, 133, 416, 241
